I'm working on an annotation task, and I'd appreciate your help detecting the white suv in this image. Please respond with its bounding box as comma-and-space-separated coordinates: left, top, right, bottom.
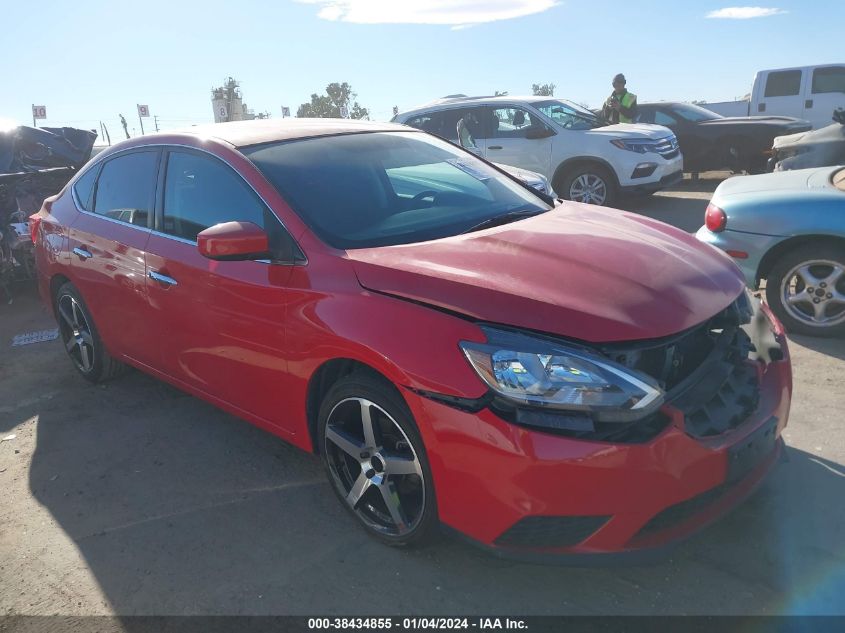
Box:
393, 95, 683, 207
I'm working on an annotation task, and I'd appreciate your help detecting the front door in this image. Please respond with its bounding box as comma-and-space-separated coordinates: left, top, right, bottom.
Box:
144, 148, 297, 432
66, 149, 159, 366
483, 106, 553, 176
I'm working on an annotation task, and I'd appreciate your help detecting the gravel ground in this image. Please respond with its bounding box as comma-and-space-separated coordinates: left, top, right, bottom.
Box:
1, 174, 843, 617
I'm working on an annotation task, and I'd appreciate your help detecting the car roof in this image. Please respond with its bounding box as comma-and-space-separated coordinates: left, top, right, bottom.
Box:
156, 118, 410, 148
398, 95, 549, 117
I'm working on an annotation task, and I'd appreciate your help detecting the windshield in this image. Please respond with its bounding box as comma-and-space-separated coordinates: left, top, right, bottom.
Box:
532, 99, 602, 130
672, 103, 723, 122
244, 131, 549, 249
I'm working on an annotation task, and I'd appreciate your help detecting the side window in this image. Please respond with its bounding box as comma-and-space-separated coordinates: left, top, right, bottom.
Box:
405, 109, 478, 142
92, 151, 158, 226
405, 113, 447, 139
636, 108, 655, 124
812, 66, 845, 95
162, 151, 266, 242
654, 111, 678, 126
491, 107, 545, 139
764, 70, 802, 97
72, 164, 99, 211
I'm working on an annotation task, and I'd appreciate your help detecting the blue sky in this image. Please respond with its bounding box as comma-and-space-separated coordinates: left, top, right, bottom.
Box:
2, 0, 843, 139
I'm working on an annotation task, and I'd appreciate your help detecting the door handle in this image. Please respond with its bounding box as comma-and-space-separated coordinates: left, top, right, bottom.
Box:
488, 145, 503, 150
148, 270, 178, 287
72, 247, 93, 260
758, 103, 766, 113
805, 99, 814, 109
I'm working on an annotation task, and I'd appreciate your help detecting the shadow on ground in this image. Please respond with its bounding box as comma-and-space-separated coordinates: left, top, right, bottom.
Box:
619, 194, 708, 233
18, 368, 845, 616
789, 334, 845, 362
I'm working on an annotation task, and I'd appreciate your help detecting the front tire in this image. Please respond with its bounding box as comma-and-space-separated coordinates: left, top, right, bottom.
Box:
766, 244, 845, 337
318, 372, 438, 546
55, 282, 126, 382
557, 164, 618, 207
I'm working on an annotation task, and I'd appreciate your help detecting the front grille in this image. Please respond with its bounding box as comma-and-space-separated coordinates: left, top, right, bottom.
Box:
600, 295, 768, 438
654, 135, 680, 159
495, 515, 610, 549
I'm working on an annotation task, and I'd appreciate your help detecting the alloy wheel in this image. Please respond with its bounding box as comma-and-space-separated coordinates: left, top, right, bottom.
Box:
780, 259, 845, 328
323, 397, 425, 537
57, 295, 96, 373
569, 173, 608, 205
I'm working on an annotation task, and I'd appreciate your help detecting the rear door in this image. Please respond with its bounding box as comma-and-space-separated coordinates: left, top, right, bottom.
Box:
805, 65, 845, 129
144, 147, 297, 432
484, 105, 553, 175
756, 69, 806, 119
66, 149, 159, 365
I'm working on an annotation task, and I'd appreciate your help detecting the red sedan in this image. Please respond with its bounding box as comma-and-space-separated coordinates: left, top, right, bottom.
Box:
30, 119, 792, 561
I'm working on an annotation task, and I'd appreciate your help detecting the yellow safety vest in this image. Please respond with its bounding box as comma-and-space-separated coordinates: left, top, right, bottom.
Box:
618, 91, 637, 124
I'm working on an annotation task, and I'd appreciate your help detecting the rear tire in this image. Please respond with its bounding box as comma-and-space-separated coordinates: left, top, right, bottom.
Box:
557, 164, 618, 208
318, 372, 438, 547
766, 244, 845, 337
54, 282, 127, 382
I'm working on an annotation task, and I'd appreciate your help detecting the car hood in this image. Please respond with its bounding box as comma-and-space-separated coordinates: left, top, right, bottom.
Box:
586, 123, 672, 140
495, 163, 544, 184
714, 167, 841, 198
700, 116, 811, 129
347, 205, 744, 343
774, 122, 845, 148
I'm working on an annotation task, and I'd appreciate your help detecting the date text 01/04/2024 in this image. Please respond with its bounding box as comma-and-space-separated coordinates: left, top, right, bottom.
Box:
307, 618, 528, 630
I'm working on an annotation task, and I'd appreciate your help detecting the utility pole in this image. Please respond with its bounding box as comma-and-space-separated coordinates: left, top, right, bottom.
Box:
154, 115, 160, 132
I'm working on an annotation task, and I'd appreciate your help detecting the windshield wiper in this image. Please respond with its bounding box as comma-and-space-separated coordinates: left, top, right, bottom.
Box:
461, 209, 544, 234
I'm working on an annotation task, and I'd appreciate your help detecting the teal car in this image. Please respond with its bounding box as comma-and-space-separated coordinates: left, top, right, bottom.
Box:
697, 166, 845, 336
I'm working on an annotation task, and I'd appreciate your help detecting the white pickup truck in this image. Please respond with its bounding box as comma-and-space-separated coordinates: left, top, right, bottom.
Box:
703, 64, 845, 130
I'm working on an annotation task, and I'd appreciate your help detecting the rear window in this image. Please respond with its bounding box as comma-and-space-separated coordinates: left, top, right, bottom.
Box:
93, 151, 158, 227
812, 66, 845, 95
243, 131, 548, 249
72, 164, 98, 211
764, 70, 802, 98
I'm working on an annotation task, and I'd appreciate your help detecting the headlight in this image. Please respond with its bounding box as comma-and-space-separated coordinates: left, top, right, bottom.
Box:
610, 139, 658, 154
530, 175, 553, 196
460, 327, 664, 422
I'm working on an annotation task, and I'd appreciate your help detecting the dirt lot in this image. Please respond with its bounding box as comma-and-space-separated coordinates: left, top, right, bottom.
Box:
1, 175, 844, 616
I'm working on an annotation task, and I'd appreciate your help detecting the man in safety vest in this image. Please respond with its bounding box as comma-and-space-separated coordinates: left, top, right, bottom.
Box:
601, 73, 638, 124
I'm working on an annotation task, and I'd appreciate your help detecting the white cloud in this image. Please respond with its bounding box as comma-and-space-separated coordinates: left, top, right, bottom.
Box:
706, 6, 786, 19
296, 0, 558, 29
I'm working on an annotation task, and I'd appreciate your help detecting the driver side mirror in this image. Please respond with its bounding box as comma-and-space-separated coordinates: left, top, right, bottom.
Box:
197, 221, 270, 261
525, 126, 555, 140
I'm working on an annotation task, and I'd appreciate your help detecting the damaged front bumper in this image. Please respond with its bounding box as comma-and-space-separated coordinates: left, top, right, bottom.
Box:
405, 295, 792, 561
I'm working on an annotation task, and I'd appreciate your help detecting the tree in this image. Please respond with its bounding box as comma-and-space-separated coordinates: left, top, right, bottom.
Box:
494, 90, 509, 96
297, 82, 370, 119
532, 83, 555, 97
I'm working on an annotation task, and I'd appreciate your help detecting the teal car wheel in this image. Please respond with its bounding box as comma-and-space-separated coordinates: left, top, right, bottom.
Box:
767, 244, 845, 337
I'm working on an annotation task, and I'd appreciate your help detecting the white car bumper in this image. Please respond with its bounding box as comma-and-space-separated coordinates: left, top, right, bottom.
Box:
616, 152, 684, 192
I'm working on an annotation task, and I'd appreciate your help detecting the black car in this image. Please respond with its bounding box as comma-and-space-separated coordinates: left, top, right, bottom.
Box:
636, 102, 811, 174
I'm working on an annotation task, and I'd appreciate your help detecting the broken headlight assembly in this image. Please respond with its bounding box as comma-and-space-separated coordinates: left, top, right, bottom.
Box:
460, 327, 664, 423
